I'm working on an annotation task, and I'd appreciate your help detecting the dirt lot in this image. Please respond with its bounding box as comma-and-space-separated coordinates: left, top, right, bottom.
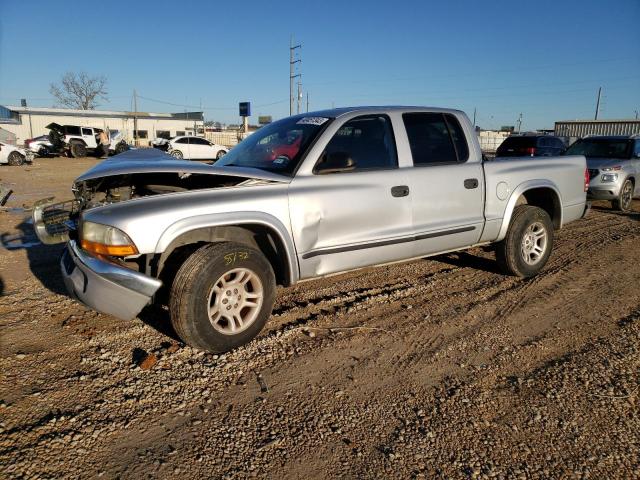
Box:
1, 158, 639, 479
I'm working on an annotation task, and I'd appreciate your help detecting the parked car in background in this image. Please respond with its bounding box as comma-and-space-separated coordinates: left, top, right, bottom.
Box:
0, 142, 34, 166
565, 135, 640, 211
25, 135, 55, 157
496, 135, 566, 158
47, 124, 129, 158
168, 136, 228, 160
151, 137, 171, 151
33, 106, 588, 353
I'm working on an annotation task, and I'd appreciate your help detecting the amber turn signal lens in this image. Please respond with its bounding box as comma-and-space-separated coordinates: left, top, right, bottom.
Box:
80, 239, 138, 257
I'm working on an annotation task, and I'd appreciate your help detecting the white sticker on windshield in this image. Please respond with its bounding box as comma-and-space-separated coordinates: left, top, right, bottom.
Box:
296, 117, 329, 126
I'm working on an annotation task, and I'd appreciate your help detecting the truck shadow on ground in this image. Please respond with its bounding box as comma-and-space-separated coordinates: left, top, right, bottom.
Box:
590, 205, 640, 221
432, 250, 503, 275
0, 218, 67, 295
137, 304, 181, 342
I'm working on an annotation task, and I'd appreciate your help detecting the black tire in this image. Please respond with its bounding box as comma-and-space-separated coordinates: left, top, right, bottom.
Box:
495, 205, 554, 278
216, 149, 226, 160
170, 150, 183, 159
611, 179, 633, 212
7, 151, 25, 166
169, 242, 276, 353
115, 142, 128, 154
70, 142, 87, 158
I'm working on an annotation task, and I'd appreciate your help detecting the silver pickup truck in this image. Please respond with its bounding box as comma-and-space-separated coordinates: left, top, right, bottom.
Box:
33, 107, 589, 352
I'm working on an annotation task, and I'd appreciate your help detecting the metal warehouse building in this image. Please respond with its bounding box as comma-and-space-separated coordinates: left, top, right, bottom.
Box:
0, 105, 204, 146
554, 119, 640, 143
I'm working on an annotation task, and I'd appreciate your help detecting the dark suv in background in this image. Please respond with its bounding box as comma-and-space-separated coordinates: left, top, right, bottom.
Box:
496, 135, 566, 158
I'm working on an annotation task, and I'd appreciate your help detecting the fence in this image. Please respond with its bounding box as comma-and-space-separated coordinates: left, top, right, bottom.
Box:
478, 131, 510, 154
205, 131, 241, 148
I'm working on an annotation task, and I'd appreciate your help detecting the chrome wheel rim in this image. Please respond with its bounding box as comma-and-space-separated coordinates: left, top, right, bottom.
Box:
621, 181, 632, 210
521, 222, 547, 265
207, 268, 263, 335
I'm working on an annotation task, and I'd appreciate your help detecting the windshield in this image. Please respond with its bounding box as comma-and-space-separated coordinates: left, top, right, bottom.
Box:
565, 138, 632, 159
215, 115, 332, 175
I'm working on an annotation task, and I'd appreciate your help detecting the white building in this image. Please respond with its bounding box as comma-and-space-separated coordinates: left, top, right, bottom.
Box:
0, 105, 204, 146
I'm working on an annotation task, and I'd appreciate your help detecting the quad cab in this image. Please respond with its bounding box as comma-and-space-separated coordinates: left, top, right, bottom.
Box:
33, 107, 589, 353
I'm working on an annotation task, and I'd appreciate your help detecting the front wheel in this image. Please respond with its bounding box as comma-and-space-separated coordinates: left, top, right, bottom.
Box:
115, 142, 128, 154
216, 149, 226, 160
495, 205, 554, 278
169, 242, 276, 353
170, 149, 183, 159
611, 179, 633, 212
7, 151, 25, 166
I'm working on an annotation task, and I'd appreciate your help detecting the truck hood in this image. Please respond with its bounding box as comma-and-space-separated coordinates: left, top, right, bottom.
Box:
586, 157, 629, 170
75, 148, 291, 184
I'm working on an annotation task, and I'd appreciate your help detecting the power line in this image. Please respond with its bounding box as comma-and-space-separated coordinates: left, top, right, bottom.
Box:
304, 56, 631, 88
136, 94, 288, 111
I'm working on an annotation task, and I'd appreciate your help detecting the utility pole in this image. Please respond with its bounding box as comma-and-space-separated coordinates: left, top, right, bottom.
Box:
306, 92, 309, 113
516, 113, 523, 133
289, 37, 301, 116
296, 80, 302, 114
594, 87, 602, 120
472, 107, 476, 127
133, 89, 138, 146
635, 110, 639, 120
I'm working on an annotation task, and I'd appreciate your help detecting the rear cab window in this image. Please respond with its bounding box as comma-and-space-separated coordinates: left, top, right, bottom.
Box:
402, 112, 469, 166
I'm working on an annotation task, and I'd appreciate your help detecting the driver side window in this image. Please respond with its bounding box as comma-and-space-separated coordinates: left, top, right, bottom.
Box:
315, 115, 397, 174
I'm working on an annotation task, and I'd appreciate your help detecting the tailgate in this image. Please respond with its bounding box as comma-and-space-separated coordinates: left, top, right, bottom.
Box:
32, 198, 80, 244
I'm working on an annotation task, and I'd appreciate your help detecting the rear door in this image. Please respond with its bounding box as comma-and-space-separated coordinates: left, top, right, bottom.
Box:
400, 112, 484, 256
82, 128, 97, 148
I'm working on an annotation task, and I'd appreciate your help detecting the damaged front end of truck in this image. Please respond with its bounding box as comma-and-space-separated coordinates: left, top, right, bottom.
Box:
31, 149, 289, 320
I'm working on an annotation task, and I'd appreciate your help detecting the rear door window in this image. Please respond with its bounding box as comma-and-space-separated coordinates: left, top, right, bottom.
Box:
402, 112, 468, 165
82, 128, 93, 136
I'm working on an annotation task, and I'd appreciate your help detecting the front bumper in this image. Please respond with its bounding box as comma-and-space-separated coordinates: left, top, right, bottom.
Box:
61, 241, 162, 320
587, 186, 621, 200
587, 175, 623, 200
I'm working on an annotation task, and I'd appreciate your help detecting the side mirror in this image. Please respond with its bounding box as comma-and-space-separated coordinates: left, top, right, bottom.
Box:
316, 151, 355, 174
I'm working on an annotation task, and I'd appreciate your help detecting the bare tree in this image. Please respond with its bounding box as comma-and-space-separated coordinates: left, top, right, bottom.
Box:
49, 72, 108, 110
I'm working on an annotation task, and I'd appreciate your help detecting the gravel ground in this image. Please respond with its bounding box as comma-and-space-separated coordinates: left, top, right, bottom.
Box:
1, 158, 639, 479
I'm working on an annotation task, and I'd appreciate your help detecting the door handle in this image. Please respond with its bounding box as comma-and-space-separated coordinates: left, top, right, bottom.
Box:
464, 178, 479, 189
391, 185, 410, 197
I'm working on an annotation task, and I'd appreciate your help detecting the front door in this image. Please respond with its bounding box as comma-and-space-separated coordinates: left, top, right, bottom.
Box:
400, 112, 484, 256
289, 114, 413, 279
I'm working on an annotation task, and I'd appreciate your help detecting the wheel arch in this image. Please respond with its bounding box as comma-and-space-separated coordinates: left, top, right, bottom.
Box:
497, 180, 563, 242
156, 213, 299, 288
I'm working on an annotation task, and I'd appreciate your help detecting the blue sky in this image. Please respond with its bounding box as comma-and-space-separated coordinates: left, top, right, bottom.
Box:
1, 0, 638, 129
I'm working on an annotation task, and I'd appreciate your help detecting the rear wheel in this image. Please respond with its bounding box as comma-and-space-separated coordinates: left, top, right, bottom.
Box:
611, 179, 633, 212
7, 151, 25, 166
70, 142, 87, 158
169, 242, 276, 353
495, 205, 553, 278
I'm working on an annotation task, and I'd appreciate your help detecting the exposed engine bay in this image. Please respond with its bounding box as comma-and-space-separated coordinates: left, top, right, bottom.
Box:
33, 171, 271, 245
73, 172, 254, 209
